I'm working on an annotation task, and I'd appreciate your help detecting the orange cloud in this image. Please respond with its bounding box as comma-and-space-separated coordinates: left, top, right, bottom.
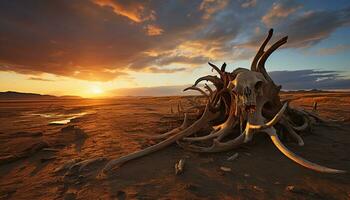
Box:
1, 0, 349, 84
262, 1, 301, 26
199, 0, 229, 19
92, 0, 154, 23
145, 24, 164, 36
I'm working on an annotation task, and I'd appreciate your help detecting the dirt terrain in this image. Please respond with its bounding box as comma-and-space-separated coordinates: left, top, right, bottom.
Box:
0, 91, 349, 200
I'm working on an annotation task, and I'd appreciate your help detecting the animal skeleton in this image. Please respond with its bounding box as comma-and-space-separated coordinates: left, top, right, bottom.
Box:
103, 29, 345, 174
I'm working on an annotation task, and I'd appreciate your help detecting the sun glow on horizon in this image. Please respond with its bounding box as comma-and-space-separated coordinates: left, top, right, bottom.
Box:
89, 85, 104, 97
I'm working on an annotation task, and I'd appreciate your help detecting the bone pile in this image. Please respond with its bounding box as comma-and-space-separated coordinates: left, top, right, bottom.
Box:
102, 29, 345, 174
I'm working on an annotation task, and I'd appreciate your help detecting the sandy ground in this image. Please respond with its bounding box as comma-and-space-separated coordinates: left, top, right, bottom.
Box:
0, 91, 349, 200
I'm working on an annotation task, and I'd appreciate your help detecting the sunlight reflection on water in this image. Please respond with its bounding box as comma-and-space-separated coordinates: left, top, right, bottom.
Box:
29, 112, 88, 125
49, 118, 73, 125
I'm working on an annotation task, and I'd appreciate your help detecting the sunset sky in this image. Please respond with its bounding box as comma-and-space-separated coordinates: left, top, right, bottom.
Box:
1, 0, 350, 97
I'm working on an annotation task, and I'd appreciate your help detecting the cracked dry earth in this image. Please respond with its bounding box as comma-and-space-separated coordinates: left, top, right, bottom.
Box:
0, 91, 349, 200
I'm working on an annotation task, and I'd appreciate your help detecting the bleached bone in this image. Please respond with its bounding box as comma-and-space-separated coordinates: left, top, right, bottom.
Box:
267, 128, 345, 173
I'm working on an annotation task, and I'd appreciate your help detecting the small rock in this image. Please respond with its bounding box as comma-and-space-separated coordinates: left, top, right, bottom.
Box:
175, 159, 185, 175
244, 173, 250, 177
220, 166, 231, 172
286, 185, 294, 191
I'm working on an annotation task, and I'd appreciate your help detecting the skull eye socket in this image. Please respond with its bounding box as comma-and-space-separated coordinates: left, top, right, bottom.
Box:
255, 81, 263, 90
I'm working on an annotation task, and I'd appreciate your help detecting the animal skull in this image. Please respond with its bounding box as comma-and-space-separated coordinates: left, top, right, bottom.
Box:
230, 69, 267, 114
229, 69, 270, 142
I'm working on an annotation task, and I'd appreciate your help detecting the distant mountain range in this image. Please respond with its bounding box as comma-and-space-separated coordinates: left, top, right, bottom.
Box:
109, 85, 195, 97
0, 91, 81, 100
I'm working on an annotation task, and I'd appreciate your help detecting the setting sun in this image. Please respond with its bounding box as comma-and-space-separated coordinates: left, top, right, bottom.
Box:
91, 85, 103, 96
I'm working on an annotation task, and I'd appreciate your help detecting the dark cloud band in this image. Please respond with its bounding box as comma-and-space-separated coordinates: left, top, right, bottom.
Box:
0, 0, 349, 82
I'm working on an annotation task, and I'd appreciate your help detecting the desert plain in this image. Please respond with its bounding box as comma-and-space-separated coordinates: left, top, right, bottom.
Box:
0, 91, 349, 200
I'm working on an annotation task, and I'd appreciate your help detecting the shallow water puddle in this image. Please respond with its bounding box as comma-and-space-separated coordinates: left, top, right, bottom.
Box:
49, 112, 88, 125
49, 118, 73, 125
26, 111, 89, 125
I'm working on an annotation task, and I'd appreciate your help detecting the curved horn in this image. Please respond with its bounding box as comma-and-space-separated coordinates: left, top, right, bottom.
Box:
194, 75, 223, 89
208, 62, 224, 77
251, 29, 273, 71
221, 62, 227, 72
268, 129, 346, 173
257, 35, 288, 82
204, 84, 213, 97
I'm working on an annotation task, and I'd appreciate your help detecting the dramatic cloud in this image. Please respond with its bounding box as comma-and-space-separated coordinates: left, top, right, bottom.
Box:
270, 70, 350, 90
92, 0, 155, 23
279, 7, 350, 48
0, 1, 152, 81
199, 0, 229, 19
262, 0, 301, 27
0, 0, 349, 83
239, 4, 350, 61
